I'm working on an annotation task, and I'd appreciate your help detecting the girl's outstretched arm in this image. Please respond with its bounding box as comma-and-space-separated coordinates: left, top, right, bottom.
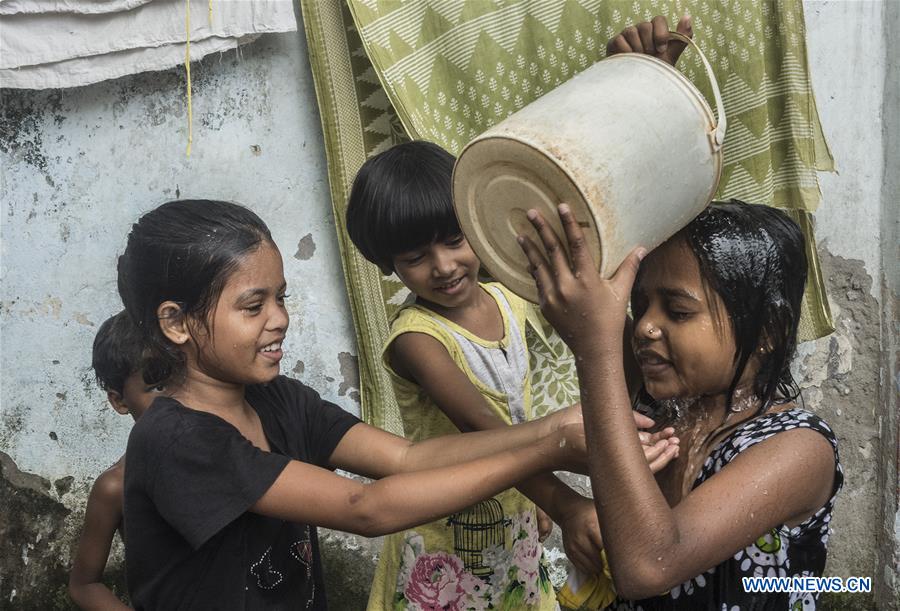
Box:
251, 419, 584, 537
389, 330, 677, 575
330, 398, 581, 479
518, 205, 835, 599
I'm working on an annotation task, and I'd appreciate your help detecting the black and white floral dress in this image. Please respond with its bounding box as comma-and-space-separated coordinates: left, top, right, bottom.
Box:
610, 408, 843, 611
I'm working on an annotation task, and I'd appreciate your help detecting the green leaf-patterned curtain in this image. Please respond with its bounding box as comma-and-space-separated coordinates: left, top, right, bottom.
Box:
301, 0, 835, 428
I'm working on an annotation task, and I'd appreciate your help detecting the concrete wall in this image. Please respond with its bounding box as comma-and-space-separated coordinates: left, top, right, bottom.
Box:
803, 2, 897, 608
1, 1, 896, 609
0, 20, 365, 608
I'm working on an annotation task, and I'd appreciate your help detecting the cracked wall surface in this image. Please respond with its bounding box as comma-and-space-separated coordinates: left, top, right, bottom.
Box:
793, 250, 882, 582
1, 451, 72, 607
1, 1, 896, 609
1, 26, 366, 609
805, 1, 898, 606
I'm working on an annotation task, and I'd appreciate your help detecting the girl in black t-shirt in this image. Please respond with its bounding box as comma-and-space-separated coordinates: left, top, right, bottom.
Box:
116, 199, 631, 610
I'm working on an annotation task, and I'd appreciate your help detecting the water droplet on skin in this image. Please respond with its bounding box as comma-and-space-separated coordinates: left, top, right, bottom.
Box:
729, 387, 758, 413
656, 397, 693, 424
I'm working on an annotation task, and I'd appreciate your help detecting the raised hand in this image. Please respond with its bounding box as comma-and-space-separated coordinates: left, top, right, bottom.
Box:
517, 204, 646, 357
606, 15, 693, 67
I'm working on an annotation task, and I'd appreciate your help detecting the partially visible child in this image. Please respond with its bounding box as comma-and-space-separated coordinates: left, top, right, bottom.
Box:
519, 200, 842, 609
116, 198, 589, 610
69, 311, 166, 610
346, 141, 679, 610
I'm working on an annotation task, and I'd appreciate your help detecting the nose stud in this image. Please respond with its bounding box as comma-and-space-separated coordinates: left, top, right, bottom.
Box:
646, 324, 661, 337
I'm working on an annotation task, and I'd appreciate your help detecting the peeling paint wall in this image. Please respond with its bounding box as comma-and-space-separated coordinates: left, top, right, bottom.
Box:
1, 23, 366, 609
0, 1, 896, 609
793, 250, 881, 581
875, 0, 900, 606
1, 451, 73, 607
804, 2, 898, 608
0, 26, 361, 472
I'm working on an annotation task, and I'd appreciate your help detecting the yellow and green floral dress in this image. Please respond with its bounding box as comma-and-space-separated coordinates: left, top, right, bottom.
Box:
367, 282, 557, 611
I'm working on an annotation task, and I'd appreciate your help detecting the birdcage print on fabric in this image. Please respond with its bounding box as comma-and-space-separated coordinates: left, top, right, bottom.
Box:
392, 508, 553, 610
448, 498, 508, 578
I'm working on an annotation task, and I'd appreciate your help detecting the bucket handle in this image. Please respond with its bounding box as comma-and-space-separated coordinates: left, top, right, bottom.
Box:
669, 31, 727, 151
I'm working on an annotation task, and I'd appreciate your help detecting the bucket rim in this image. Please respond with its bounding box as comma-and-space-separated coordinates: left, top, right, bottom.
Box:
453, 134, 603, 303
454, 133, 599, 239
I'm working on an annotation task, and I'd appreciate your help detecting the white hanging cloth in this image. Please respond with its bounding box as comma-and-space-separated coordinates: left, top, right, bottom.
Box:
0, 0, 297, 89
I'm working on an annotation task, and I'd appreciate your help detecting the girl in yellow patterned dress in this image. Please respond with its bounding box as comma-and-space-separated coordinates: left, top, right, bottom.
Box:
346, 141, 679, 610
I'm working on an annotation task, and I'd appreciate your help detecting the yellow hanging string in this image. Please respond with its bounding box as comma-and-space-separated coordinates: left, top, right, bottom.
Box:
184, 0, 193, 157
208, 0, 213, 25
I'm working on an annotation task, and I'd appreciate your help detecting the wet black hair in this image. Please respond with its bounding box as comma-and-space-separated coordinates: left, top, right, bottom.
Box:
685, 199, 806, 411
345, 140, 461, 272
635, 199, 807, 415
117, 199, 274, 385
92, 310, 144, 394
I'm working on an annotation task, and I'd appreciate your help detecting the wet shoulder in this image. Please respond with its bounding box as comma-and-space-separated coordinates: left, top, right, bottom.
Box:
724, 408, 837, 455
705, 408, 841, 489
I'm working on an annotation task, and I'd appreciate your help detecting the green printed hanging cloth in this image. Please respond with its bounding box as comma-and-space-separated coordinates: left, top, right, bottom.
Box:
300, 0, 836, 428
300, 0, 408, 432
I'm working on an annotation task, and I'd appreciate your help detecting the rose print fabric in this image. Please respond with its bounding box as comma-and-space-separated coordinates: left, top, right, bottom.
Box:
393, 510, 554, 611
367, 283, 557, 610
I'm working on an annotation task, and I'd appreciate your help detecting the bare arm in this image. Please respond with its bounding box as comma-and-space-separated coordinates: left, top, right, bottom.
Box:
251, 421, 583, 537
388, 331, 585, 521
388, 330, 677, 575
68, 467, 130, 611
328, 384, 580, 481
518, 205, 835, 598
570, 338, 833, 596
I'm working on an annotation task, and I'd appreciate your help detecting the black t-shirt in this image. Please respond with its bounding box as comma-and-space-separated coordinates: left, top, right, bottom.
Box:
124, 376, 361, 610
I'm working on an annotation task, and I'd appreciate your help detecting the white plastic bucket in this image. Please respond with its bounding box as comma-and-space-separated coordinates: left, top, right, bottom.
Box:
453, 33, 726, 303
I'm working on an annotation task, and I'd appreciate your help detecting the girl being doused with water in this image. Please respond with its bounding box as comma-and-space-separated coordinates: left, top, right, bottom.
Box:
519, 200, 842, 609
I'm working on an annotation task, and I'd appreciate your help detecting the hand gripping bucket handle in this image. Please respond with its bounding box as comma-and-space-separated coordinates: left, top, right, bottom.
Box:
669, 31, 727, 150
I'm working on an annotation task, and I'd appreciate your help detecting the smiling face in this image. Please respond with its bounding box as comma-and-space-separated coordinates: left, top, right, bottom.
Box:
188, 241, 289, 386
391, 234, 482, 310
631, 237, 747, 401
